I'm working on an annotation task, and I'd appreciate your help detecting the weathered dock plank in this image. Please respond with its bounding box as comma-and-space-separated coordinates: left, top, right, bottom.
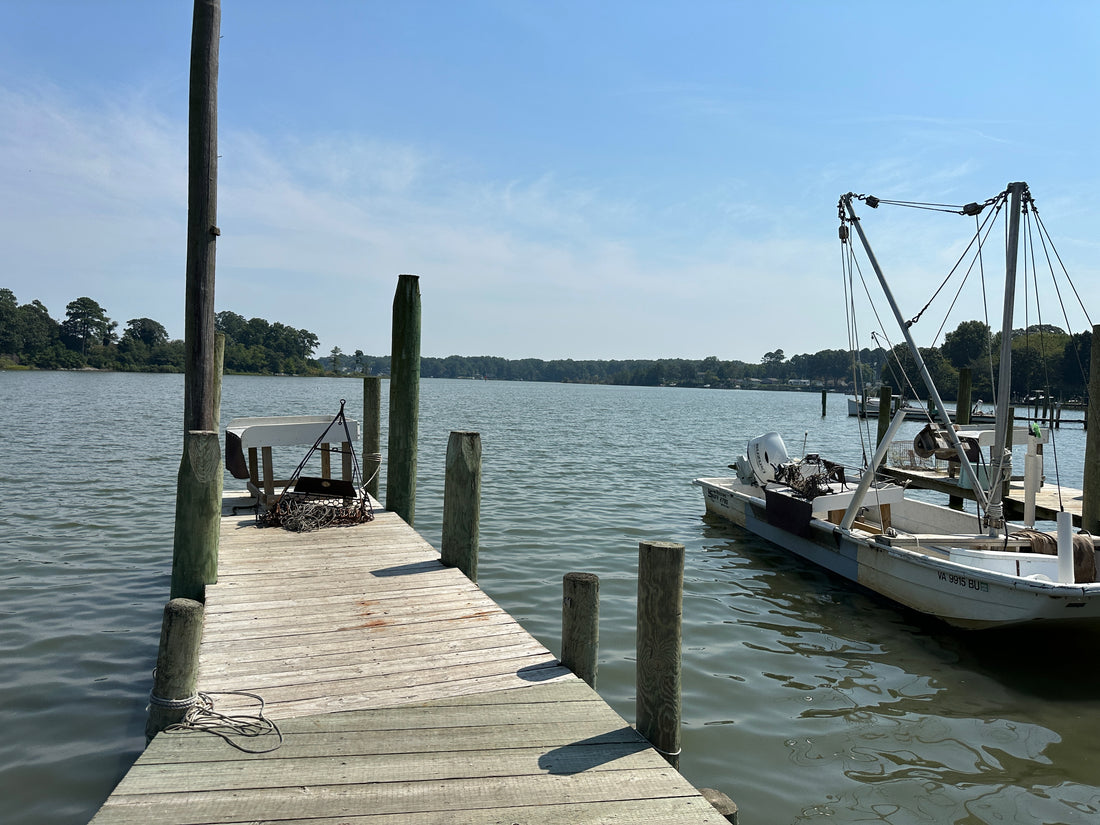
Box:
90, 495, 723, 824
94, 680, 719, 825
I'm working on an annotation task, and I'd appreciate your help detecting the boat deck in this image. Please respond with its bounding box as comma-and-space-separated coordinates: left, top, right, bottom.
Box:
90, 494, 720, 825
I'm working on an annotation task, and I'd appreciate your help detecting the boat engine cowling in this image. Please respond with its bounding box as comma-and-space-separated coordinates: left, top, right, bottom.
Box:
744, 432, 790, 484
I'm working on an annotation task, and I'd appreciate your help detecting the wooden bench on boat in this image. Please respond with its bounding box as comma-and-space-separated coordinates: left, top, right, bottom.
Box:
225, 415, 362, 510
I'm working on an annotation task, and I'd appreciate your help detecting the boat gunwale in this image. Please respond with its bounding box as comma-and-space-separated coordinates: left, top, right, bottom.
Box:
694, 476, 1099, 597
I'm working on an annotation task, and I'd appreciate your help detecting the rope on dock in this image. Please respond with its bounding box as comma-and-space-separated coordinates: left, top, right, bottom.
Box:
148, 692, 198, 710
164, 690, 283, 753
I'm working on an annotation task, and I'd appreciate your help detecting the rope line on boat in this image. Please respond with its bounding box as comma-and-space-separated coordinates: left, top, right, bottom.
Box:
164, 690, 283, 754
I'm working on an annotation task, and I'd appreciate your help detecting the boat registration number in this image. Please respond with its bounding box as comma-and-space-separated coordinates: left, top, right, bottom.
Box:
938, 571, 989, 592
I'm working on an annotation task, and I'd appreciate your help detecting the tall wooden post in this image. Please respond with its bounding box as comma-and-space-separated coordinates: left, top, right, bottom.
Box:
362, 375, 382, 499
821, 390, 827, 417
386, 274, 420, 524
441, 431, 481, 582
956, 368, 972, 426
876, 385, 893, 450
1082, 325, 1100, 533
561, 572, 599, 688
636, 540, 684, 769
146, 598, 204, 741
182, 0, 220, 435
171, 431, 221, 600
172, 0, 221, 601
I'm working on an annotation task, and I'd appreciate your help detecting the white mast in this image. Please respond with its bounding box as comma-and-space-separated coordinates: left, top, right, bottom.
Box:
984, 181, 1027, 534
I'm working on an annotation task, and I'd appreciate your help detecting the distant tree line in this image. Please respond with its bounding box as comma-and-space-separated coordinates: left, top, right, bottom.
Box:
328, 320, 1091, 402
0, 289, 324, 375
877, 321, 1092, 402
3, 288, 1090, 400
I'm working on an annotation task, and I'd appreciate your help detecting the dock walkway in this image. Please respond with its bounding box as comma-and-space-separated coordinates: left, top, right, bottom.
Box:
91, 495, 721, 824
880, 466, 1087, 526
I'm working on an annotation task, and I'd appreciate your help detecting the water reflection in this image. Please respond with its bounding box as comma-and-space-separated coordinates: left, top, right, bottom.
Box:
690, 515, 1100, 823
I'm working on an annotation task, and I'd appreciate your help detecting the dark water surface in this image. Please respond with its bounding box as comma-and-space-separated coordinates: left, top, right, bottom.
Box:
2, 371, 1097, 824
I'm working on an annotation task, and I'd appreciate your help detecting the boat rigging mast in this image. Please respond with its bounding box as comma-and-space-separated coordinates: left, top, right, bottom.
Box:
839, 182, 1028, 536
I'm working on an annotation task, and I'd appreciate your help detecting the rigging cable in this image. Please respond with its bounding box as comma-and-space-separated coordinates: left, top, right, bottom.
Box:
1022, 196, 1066, 513
1032, 204, 1093, 387
840, 217, 873, 467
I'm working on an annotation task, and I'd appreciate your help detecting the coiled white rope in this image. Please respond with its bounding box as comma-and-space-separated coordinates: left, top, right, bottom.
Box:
163, 690, 283, 753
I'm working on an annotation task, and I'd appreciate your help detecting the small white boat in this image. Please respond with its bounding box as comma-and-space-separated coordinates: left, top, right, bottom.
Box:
847, 395, 996, 424
846, 396, 926, 420
697, 183, 1099, 629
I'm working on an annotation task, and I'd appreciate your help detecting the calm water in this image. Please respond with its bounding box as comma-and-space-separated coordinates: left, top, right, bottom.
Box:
2, 371, 1098, 824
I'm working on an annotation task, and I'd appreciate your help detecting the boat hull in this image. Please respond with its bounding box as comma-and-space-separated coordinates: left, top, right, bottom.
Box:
846, 397, 996, 424
695, 477, 1100, 630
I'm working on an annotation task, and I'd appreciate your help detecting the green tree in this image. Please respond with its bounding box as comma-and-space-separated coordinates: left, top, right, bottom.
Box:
883, 343, 958, 400
60, 297, 113, 355
1061, 331, 1092, 397
942, 320, 991, 369
0, 288, 19, 356
17, 300, 60, 361
215, 310, 247, 341
298, 329, 319, 359
123, 317, 169, 347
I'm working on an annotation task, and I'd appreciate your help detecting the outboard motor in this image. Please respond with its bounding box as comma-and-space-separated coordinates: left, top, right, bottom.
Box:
743, 432, 789, 485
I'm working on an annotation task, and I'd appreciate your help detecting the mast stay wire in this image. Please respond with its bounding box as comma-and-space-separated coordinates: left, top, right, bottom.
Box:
1031, 205, 1094, 386
841, 223, 874, 467
1022, 199, 1068, 513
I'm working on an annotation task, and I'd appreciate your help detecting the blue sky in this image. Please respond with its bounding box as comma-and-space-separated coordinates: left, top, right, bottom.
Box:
2, 1, 1097, 361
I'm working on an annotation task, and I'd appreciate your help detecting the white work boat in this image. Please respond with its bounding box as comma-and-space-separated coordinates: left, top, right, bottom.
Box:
696, 183, 1099, 629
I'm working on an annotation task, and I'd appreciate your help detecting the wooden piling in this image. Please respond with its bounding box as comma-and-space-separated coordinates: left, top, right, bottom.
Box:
636, 540, 684, 770
561, 572, 599, 688
441, 431, 481, 582
821, 389, 827, 417
1082, 324, 1100, 533
386, 274, 420, 525
212, 331, 225, 427
699, 788, 739, 824
145, 598, 204, 742
956, 368, 972, 426
362, 375, 382, 498
171, 430, 221, 601
876, 385, 892, 449
173, 0, 221, 603
182, 0, 220, 435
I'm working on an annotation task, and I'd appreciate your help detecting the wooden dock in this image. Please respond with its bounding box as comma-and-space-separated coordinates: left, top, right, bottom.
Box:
879, 466, 1088, 527
90, 495, 724, 824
